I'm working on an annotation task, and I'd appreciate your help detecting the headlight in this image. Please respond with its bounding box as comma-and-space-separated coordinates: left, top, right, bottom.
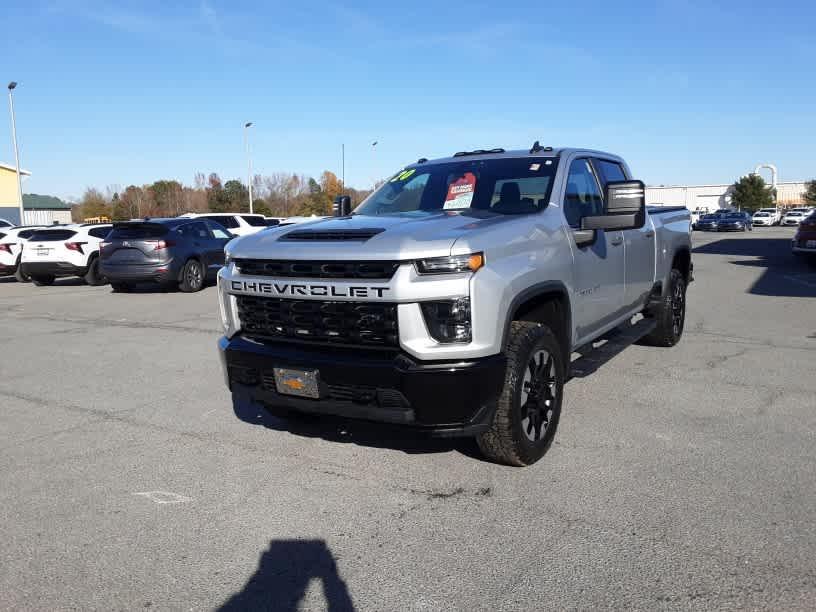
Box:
415, 252, 484, 275
421, 298, 472, 343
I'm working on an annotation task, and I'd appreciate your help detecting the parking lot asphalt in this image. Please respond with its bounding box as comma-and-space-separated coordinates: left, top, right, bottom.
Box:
1, 226, 814, 611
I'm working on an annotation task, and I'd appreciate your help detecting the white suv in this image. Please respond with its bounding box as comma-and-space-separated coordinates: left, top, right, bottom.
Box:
20, 224, 112, 286
180, 213, 268, 236
0, 226, 46, 281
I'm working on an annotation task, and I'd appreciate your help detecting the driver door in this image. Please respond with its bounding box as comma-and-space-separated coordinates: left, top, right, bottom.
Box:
563, 158, 626, 344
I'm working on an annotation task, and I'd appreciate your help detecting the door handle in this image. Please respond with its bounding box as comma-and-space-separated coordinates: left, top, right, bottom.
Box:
644, 231, 655, 238
610, 236, 624, 246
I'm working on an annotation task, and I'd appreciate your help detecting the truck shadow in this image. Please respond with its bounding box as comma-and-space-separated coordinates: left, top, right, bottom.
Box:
693, 237, 816, 297
232, 396, 482, 459
218, 539, 355, 612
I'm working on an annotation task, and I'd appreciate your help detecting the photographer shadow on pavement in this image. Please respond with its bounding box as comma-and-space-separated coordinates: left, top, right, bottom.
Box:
218, 539, 354, 612
231, 394, 482, 459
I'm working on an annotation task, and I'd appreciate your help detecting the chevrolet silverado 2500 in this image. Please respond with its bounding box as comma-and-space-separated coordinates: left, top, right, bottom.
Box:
217, 146, 692, 466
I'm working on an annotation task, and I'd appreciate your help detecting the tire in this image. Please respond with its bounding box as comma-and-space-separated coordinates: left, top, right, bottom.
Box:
31, 275, 55, 286
179, 259, 205, 292
14, 259, 30, 283
477, 321, 565, 467
110, 282, 132, 293
83, 257, 107, 286
640, 268, 686, 347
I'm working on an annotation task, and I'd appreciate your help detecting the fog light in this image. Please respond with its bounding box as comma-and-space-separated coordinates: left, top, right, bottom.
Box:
421, 298, 472, 343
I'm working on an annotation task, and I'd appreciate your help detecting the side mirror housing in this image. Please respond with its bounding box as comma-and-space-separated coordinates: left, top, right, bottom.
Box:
580, 180, 646, 232
333, 195, 352, 217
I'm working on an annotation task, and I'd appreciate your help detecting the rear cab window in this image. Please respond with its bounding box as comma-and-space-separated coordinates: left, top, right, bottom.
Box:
28, 229, 78, 241
88, 227, 112, 239
241, 215, 267, 227
109, 224, 169, 239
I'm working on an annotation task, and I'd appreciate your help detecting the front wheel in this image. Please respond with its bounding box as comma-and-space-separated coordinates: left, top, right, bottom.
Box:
477, 321, 565, 467
179, 259, 205, 292
640, 268, 686, 347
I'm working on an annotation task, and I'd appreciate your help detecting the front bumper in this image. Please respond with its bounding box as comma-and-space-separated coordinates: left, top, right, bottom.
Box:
218, 335, 507, 437
717, 223, 745, 231
20, 261, 87, 277
100, 260, 178, 283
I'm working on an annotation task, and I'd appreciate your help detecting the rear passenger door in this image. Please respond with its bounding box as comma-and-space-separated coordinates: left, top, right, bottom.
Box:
205, 221, 233, 268
181, 222, 214, 268
563, 158, 625, 343
594, 158, 656, 309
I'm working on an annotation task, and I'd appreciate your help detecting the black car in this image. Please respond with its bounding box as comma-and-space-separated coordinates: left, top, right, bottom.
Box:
99, 218, 234, 292
717, 211, 753, 232
696, 214, 720, 231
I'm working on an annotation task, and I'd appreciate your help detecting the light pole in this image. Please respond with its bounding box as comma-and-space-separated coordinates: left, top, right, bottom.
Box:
7, 82, 24, 225
244, 121, 253, 214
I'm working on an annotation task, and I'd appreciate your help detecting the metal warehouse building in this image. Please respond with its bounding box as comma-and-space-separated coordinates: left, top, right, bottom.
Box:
647, 181, 808, 210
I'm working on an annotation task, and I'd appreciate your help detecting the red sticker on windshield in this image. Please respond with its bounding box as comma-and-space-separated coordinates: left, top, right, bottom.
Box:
444, 173, 477, 210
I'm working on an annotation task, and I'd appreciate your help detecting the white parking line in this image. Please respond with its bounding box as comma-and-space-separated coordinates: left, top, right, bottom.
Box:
133, 491, 193, 504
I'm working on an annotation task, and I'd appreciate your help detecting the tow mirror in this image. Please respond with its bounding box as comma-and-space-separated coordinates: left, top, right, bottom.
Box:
580, 180, 646, 232
333, 195, 352, 217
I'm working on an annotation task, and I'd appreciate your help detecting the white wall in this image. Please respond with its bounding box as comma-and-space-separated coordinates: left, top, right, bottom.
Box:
647, 181, 808, 210
23, 209, 73, 225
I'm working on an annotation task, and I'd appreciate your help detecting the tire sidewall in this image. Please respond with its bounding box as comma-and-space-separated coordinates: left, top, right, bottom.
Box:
668, 269, 686, 343
181, 259, 204, 292
507, 326, 565, 465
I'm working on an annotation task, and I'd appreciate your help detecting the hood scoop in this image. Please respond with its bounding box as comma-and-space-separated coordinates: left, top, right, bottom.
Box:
279, 228, 385, 242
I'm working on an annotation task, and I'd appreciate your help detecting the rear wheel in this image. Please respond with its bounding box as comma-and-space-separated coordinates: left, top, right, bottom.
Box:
179, 259, 204, 292
83, 257, 107, 286
14, 259, 30, 283
640, 268, 686, 347
31, 275, 55, 286
477, 321, 564, 467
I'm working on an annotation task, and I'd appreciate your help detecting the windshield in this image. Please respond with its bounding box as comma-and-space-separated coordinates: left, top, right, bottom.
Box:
754, 212, 769, 217
726, 213, 743, 219
355, 158, 558, 216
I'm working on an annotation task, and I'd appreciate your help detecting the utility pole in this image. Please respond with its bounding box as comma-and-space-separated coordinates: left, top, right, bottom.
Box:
7, 82, 24, 224
341, 143, 345, 193
244, 122, 253, 214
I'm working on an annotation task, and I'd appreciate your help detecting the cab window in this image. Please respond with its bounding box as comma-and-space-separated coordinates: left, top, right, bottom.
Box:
563, 159, 604, 228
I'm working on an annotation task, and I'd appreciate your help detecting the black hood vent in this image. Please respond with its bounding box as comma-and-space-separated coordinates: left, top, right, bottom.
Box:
279, 228, 384, 242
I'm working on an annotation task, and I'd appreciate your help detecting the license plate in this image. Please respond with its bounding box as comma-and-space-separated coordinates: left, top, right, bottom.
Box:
36, 249, 49, 256
273, 368, 320, 399
807, 240, 816, 248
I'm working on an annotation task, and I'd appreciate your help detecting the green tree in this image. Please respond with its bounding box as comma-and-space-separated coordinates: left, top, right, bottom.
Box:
252, 198, 272, 216
223, 180, 249, 212
79, 187, 111, 220
207, 173, 230, 212
298, 177, 330, 216
805, 180, 816, 205
149, 180, 184, 216
111, 192, 129, 220
730, 174, 774, 212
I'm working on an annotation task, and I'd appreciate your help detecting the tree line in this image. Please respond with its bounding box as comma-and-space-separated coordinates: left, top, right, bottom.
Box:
72, 170, 375, 221
730, 175, 816, 212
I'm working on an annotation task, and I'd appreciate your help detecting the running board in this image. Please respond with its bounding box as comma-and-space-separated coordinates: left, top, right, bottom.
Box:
569, 317, 657, 379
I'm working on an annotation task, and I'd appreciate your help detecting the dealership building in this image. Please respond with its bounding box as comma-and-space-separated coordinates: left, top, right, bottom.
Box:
646, 181, 809, 211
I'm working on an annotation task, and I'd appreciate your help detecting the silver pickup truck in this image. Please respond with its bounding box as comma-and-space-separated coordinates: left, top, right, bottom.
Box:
217, 145, 692, 466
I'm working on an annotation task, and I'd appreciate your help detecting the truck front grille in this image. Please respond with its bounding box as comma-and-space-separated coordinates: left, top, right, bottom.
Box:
236, 296, 398, 347
234, 259, 399, 280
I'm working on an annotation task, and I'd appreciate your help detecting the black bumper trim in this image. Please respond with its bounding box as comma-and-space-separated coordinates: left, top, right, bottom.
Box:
219, 335, 506, 437
21, 261, 87, 277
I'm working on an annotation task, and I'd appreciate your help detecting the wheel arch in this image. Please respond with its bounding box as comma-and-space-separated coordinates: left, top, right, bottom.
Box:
503, 282, 572, 365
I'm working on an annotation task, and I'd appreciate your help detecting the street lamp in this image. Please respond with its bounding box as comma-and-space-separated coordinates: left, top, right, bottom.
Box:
244, 121, 253, 214
7, 82, 24, 225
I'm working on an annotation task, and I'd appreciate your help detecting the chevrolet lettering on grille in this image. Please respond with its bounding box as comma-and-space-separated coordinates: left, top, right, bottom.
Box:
230, 279, 389, 299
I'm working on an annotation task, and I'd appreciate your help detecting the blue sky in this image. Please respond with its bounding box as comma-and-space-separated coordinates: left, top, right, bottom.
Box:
2, 0, 814, 200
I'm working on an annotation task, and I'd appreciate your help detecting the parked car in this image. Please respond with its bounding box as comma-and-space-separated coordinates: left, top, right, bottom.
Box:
0, 218, 14, 229
99, 217, 233, 292
751, 211, 775, 226
216, 145, 692, 466
180, 213, 268, 237
20, 223, 112, 286
756, 207, 781, 225
0, 225, 46, 281
782, 210, 808, 226
717, 211, 752, 232
696, 214, 720, 231
792, 211, 816, 263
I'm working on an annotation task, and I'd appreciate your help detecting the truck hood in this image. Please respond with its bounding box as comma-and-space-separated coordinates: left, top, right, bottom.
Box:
227, 211, 514, 260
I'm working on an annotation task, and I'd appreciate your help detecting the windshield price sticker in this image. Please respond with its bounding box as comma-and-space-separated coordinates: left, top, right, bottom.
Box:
444, 172, 477, 209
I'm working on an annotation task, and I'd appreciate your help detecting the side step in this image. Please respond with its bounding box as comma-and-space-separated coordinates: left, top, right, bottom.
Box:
569, 317, 657, 380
